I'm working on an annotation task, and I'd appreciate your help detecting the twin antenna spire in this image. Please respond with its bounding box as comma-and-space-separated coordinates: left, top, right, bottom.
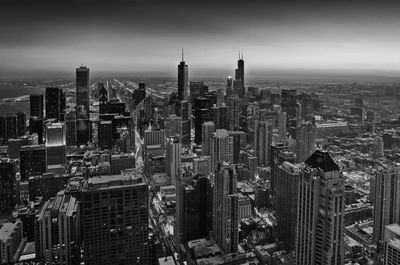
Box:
181, 48, 243, 61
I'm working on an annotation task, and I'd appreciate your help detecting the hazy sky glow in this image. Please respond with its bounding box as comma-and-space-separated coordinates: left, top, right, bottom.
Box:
1, 0, 400, 79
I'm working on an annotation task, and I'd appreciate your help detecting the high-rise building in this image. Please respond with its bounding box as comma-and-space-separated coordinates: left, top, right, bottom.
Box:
98, 120, 113, 149
29, 117, 44, 144
132, 83, 146, 108
384, 223, 400, 265
0, 220, 23, 264
281, 89, 297, 126
275, 161, 301, 251
36, 192, 80, 265
16, 112, 26, 136
213, 162, 239, 254
45, 122, 66, 146
178, 52, 189, 101
194, 97, 212, 145
227, 95, 240, 130
183, 176, 213, 242
76, 119, 90, 146
210, 129, 233, 171
235, 53, 245, 97
296, 150, 345, 265
30, 94, 44, 118
0, 159, 17, 213
0, 115, 18, 144
373, 167, 400, 243
201, 121, 215, 156
175, 100, 191, 145
81, 170, 149, 265
65, 112, 77, 146
164, 115, 182, 140
166, 137, 181, 186
144, 128, 165, 146
226, 76, 233, 95
254, 121, 272, 167
270, 142, 295, 195
76, 66, 90, 119
20, 145, 46, 181
189, 81, 208, 105
211, 105, 229, 130
295, 121, 316, 163
45, 87, 62, 120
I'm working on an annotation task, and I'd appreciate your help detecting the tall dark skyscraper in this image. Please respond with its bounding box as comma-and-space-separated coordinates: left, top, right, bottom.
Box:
76, 66, 90, 119
183, 176, 213, 242
0, 159, 17, 213
30, 94, 44, 118
234, 52, 245, 97
177, 50, 188, 101
19, 145, 46, 181
45, 87, 61, 120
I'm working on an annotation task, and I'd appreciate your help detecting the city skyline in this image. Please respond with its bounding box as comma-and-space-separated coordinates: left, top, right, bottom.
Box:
2, 0, 400, 79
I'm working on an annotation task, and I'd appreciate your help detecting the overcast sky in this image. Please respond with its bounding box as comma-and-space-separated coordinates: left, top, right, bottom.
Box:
1, 0, 400, 79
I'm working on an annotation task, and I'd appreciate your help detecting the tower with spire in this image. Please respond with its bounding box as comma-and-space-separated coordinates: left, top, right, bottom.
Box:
178, 49, 189, 101
233, 51, 245, 97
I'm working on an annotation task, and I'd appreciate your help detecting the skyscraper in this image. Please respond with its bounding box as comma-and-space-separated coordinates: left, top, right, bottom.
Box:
164, 115, 182, 140
296, 150, 345, 265
295, 121, 316, 163
76, 66, 90, 119
227, 95, 240, 130
254, 121, 272, 167
36, 192, 80, 265
30, 94, 44, 118
201, 121, 215, 156
189, 81, 208, 105
281, 89, 298, 126
166, 137, 182, 186
213, 162, 239, 254
45, 122, 66, 146
177, 50, 189, 101
210, 129, 233, 171
65, 112, 77, 146
45, 87, 61, 120
98, 120, 113, 149
275, 161, 301, 251
235, 52, 245, 97
194, 97, 212, 145
81, 170, 149, 265
0, 159, 17, 213
183, 176, 213, 242
373, 167, 400, 243
226, 76, 233, 95
175, 100, 191, 146
20, 145, 46, 181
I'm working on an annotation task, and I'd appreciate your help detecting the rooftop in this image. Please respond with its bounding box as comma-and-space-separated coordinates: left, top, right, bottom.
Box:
305, 150, 340, 172
83, 169, 145, 191
0, 221, 21, 242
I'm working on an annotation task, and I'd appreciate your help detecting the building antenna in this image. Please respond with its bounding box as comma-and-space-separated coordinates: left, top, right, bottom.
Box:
182, 48, 184, 61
